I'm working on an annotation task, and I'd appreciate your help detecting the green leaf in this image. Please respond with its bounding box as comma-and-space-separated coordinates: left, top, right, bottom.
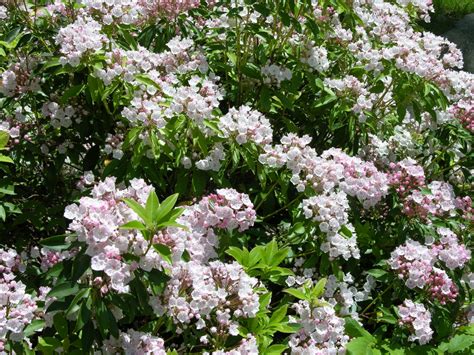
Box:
40, 235, 70, 250
53, 312, 69, 338
345, 318, 374, 341
0, 184, 15, 195
66, 288, 91, 316
75, 301, 92, 332
346, 337, 376, 355
0, 205, 5, 221
312, 278, 327, 299
264, 344, 288, 354
135, 74, 161, 89
153, 243, 172, 264
248, 245, 264, 267
444, 333, 474, 353
226, 247, 246, 264
420, 187, 432, 196
269, 305, 288, 324
155, 193, 179, 224
0, 155, 13, 163
340, 225, 353, 238
242, 62, 261, 79
120, 220, 147, 230
192, 170, 208, 195
259, 292, 272, 310
0, 32, 23, 49
366, 269, 387, 278
23, 319, 46, 337
81, 321, 95, 352
38, 336, 61, 354
96, 300, 119, 338
146, 190, 160, 221
0, 131, 9, 148
123, 198, 150, 225
274, 322, 302, 333
283, 288, 307, 300
48, 282, 80, 299
60, 84, 84, 104
72, 254, 91, 281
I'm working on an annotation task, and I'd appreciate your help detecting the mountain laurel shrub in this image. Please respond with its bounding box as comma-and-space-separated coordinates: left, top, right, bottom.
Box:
0, 0, 473, 354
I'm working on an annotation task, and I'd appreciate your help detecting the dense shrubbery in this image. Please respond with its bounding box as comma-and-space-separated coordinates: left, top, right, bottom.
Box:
0, 0, 473, 354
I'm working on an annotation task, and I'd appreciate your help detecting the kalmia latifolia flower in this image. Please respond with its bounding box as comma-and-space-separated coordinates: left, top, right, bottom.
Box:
0, 248, 39, 344
29, 246, 73, 272
210, 335, 258, 355
300, 41, 330, 73
195, 143, 226, 171
388, 158, 425, 197
55, 16, 107, 66
64, 177, 168, 293
0, 58, 40, 97
65, 180, 256, 292
260, 135, 389, 207
41, 102, 76, 129
397, 300, 433, 345
389, 229, 470, 303
322, 148, 389, 208
261, 63, 292, 87
302, 191, 360, 260
102, 329, 166, 354
302, 191, 349, 234
0, 5, 7, 20
403, 181, 463, 219
218, 105, 273, 146
149, 260, 260, 336
449, 103, 474, 133
172, 188, 256, 262
289, 301, 349, 354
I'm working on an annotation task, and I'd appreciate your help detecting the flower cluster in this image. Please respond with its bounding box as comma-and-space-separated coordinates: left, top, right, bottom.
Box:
260, 135, 389, 208
137, 0, 210, 21
300, 41, 330, 72
388, 158, 425, 197
169, 77, 223, 125
324, 273, 375, 317
449, 103, 474, 133
218, 106, 273, 146
64, 177, 161, 293
82, 0, 143, 25
55, 16, 107, 66
149, 260, 260, 335
289, 301, 349, 354
301, 191, 359, 260
0, 248, 39, 345
324, 76, 378, 122
102, 329, 166, 354
321, 148, 389, 208
0, 5, 7, 20
403, 181, 459, 219
431, 227, 471, 270
0, 58, 40, 97
41, 102, 76, 129
195, 143, 226, 171
389, 229, 470, 303
302, 191, 349, 234
173, 187, 256, 262
104, 133, 124, 160
261, 63, 292, 87
320, 223, 360, 261
30, 246, 73, 272
108, 38, 215, 130
210, 335, 258, 355
397, 300, 433, 345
